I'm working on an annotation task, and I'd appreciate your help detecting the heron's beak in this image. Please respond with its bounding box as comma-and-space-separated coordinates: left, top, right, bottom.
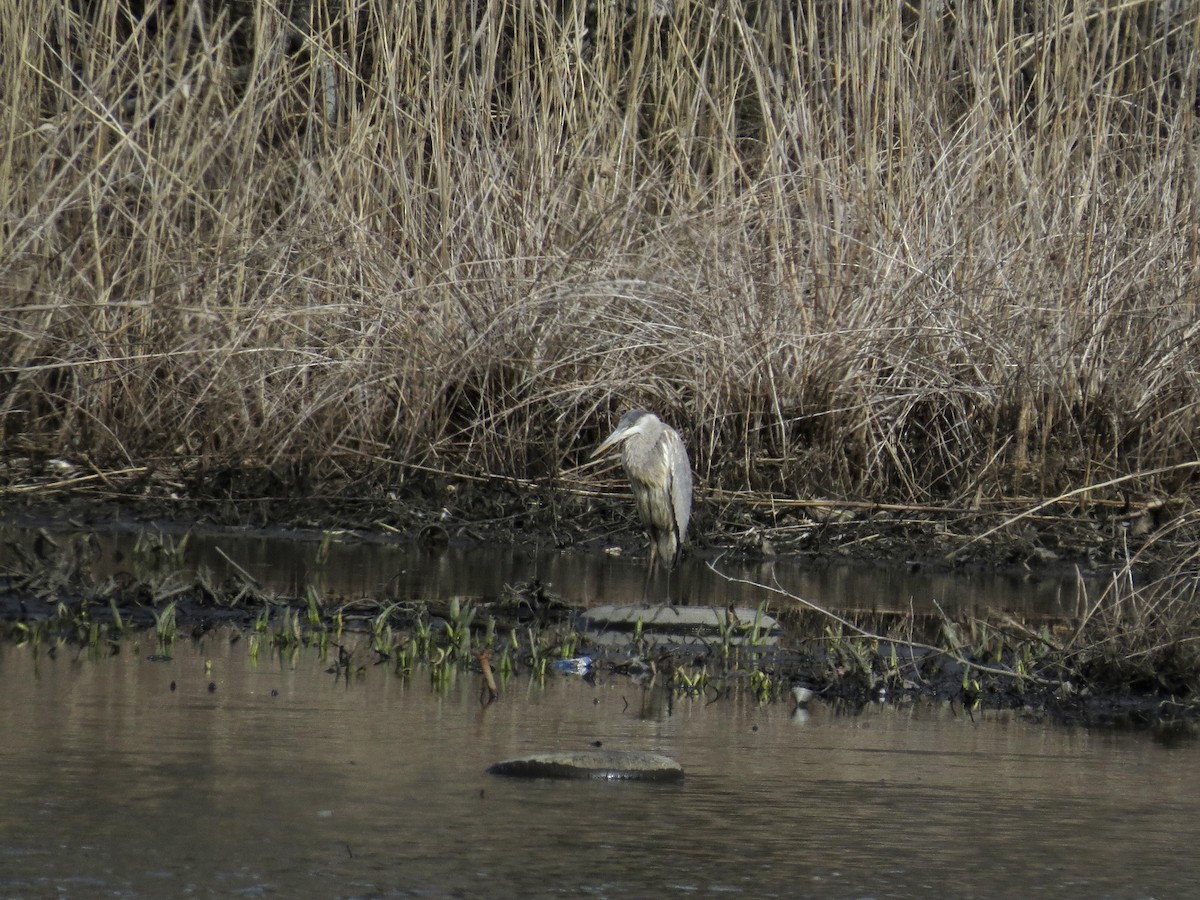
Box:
591, 425, 630, 459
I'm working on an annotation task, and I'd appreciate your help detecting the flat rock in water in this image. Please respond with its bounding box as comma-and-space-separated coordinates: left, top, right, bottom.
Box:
578, 605, 780, 647
487, 750, 683, 782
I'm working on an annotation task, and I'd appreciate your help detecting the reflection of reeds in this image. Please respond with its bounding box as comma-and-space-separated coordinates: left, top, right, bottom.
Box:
1, 1, 1197, 518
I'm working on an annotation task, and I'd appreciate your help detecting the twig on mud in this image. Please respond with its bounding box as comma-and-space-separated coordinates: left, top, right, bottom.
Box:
704, 491, 983, 516
959, 462, 1200, 550
213, 546, 263, 589
0, 467, 150, 495
348, 450, 543, 490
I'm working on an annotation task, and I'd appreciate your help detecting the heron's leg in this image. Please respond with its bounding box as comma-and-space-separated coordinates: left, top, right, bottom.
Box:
640, 540, 658, 602
641, 562, 674, 604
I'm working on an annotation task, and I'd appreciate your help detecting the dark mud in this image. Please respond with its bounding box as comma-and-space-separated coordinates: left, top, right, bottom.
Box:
1, 459, 1191, 577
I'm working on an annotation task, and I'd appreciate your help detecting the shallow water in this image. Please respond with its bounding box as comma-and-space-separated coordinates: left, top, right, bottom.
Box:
0, 522, 1089, 618
1, 634, 1197, 898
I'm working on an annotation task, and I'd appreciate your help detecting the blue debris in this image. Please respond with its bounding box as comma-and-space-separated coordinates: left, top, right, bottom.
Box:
551, 656, 593, 676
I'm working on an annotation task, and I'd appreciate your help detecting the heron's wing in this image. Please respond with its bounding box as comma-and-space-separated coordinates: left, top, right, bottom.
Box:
663, 428, 692, 548
667, 432, 696, 542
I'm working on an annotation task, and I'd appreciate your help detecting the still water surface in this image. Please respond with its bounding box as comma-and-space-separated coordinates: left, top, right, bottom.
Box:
1, 632, 1197, 898
0, 522, 1090, 618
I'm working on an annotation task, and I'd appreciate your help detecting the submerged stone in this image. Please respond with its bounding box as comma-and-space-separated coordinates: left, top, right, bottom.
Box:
487, 750, 683, 782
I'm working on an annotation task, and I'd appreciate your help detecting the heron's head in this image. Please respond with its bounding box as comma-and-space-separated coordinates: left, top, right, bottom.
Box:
591, 409, 656, 458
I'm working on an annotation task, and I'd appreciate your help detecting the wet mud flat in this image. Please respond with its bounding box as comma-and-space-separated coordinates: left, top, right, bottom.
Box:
2, 466, 1192, 576
2, 509, 1198, 733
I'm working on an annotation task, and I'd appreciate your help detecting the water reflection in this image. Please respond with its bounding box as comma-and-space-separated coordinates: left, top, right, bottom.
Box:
1, 635, 1197, 898
0, 523, 1091, 619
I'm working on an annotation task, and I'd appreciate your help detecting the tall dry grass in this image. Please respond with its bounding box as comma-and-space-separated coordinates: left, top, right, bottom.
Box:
2, 0, 1198, 516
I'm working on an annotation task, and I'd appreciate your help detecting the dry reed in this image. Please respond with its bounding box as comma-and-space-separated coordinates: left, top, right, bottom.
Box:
2, 0, 1198, 522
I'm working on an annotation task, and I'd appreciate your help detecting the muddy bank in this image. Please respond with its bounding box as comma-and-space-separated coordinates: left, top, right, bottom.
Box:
1, 461, 1190, 578
3, 465, 1199, 727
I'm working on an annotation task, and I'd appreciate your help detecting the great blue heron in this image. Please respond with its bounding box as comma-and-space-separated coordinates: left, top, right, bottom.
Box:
592, 410, 693, 586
